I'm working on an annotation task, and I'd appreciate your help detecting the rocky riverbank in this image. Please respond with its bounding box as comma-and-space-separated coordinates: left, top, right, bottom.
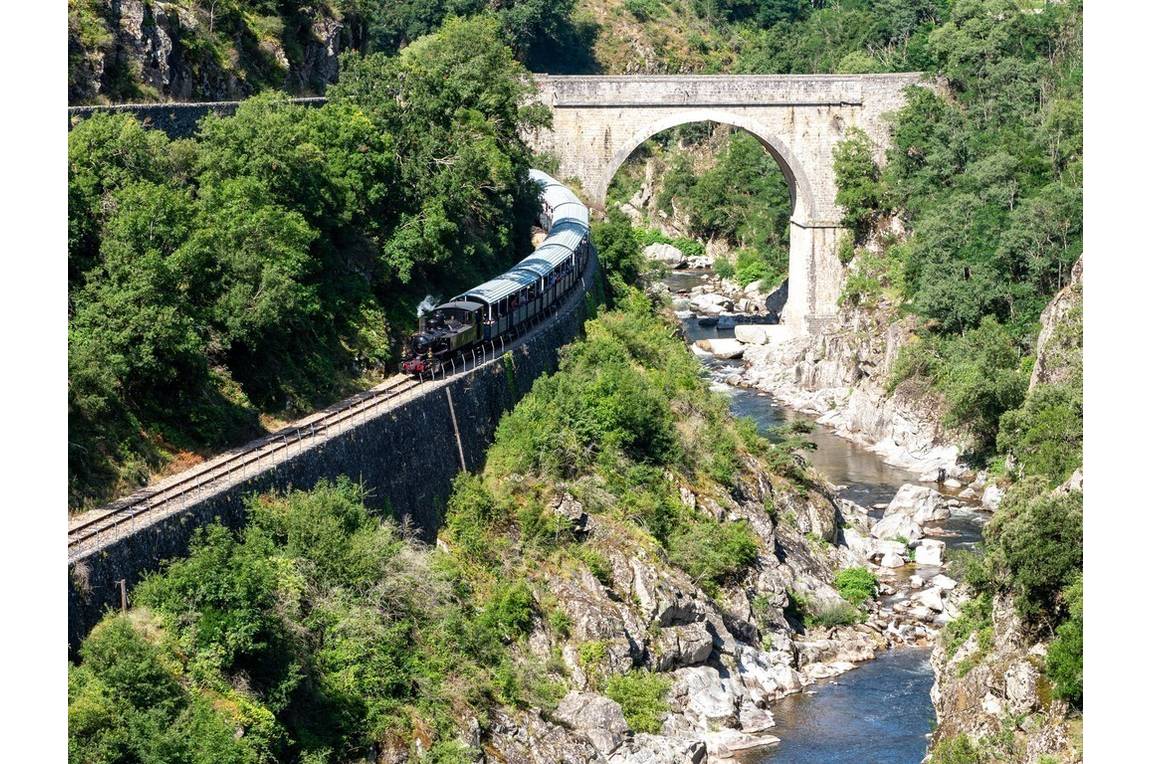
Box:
664, 269, 966, 478
474, 466, 967, 763
658, 256, 1083, 763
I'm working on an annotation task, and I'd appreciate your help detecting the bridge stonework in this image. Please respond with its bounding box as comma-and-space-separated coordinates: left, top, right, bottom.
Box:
526, 74, 923, 331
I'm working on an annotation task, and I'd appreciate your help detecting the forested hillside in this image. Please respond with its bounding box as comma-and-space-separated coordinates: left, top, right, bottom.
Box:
68, 1, 975, 103
68, 17, 545, 509
607, 124, 793, 288
595, 4, 1084, 757
68, 0, 595, 103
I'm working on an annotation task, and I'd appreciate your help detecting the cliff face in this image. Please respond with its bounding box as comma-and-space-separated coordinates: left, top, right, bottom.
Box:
743, 312, 956, 472
926, 263, 1084, 763
68, 1, 354, 104
928, 588, 1082, 763
446, 453, 939, 763
1029, 258, 1084, 394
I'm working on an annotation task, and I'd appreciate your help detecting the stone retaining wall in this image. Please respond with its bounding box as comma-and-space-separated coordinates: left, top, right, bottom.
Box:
68, 252, 601, 651
67, 98, 327, 138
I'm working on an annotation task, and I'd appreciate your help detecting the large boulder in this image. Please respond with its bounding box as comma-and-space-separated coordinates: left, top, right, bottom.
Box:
917, 586, 945, 612
734, 324, 771, 345
879, 551, 907, 568
608, 734, 706, 764
555, 691, 630, 757
915, 538, 945, 567
643, 242, 687, 268
690, 293, 734, 315
841, 528, 874, 560
667, 666, 739, 731
885, 484, 950, 524
694, 338, 745, 360
871, 512, 923, 542
982, 484, 1004, 510
650, 622, 714, 671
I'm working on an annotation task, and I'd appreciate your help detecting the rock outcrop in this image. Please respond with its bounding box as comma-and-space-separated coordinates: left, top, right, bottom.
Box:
69, 1, 353, 104
480, 451, 937, 762
928, 589, 1081, 763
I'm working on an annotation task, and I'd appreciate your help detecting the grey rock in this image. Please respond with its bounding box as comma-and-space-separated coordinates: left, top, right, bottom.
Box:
555, 691, 630, 757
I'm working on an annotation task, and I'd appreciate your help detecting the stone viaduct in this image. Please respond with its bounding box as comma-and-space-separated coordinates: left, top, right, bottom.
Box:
526, 74, 923, 332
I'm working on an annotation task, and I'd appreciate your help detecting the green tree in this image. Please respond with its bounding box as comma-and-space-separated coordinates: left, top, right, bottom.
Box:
833, 127, 884, 236
1046, 575, 1083, 707
983, 479, 1082, 629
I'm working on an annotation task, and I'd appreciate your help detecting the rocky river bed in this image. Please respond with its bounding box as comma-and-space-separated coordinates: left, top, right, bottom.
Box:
661, 268, 998, 763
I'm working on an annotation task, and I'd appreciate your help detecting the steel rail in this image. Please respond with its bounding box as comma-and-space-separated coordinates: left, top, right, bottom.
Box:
67, 375, 425, 556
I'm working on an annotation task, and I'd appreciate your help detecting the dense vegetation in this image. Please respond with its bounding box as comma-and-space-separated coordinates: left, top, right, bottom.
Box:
835, 0, 1083, 468
69, 237, 817, 760
68, 1, 955, 104
608, 124, 792, 288
68, 17, 545, 509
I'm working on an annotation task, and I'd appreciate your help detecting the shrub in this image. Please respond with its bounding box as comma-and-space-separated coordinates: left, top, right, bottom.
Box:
932, 734, 981, 764
983, 480, 1082, 630
578, 547, 615, 587
834, 567, 878, 606
578, 640, 608, 674
667, 518, 759, 594
713, 256, 735, 280
592, 208, 645, 300
833, 128, 884, 236
806, 602, 864, 628
603, 671, 671, 734
996, 379, 1082, 487
785, 590, 861, 628
733, 246, 787, 288
1046, 575, 1082, 707
940, 593, 992, 659
475, 581, 536, 645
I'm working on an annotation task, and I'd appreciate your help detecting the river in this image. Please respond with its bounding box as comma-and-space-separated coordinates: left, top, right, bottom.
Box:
666, 269, 974, 763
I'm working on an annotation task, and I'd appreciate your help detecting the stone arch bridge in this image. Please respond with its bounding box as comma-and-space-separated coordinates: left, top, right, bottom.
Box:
525, 74, 924, 332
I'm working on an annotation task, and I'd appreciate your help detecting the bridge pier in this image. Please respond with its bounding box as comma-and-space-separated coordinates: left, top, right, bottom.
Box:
784, 220, 850, 333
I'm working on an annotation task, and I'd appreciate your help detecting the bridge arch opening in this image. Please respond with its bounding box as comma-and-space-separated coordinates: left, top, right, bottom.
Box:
602, 117, 806, 321
596, 110, 816, 224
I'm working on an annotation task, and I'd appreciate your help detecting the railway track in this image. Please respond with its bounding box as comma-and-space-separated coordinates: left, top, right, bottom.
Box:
67, 374, 423, 561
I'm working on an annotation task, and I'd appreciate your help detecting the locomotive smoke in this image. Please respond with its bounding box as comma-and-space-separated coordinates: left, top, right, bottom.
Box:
416, 295, 439, 317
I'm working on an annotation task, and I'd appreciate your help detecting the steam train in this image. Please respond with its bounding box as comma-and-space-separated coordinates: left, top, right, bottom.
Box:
400, 170, 591, 375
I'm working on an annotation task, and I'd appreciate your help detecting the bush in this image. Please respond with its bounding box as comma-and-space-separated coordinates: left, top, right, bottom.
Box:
834, 567, 877, 606
806, 601, 864, 628
786, 590, 862, 629
932, 734, 981, 764
833, 128, 884, 236
603, 671, 671, 734
890, 317, 1028, 458
983, 480, 1082, 630
713, 256, 735, 280
667, 517, 759, 594
1046, 575, 1082, 707
940, 593, 993, 660
997, 379, 1082, 486
592, 208, 645, 301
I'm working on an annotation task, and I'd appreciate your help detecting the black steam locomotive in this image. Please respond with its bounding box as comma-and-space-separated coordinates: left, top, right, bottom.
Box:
400, 170, 591, 375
